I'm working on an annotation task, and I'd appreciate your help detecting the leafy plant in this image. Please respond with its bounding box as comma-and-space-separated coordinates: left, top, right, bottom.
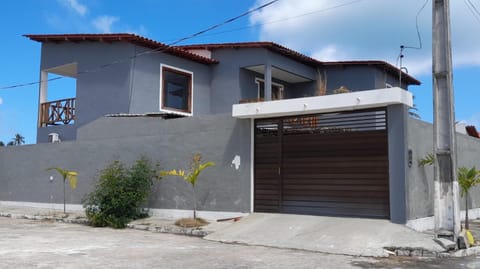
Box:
161, 153, 215, 220
458, 166, 480, 230
419, 153, 435, 167
420, 153, 480, 231
46, 167, 78, 214
83, 157, 160, 228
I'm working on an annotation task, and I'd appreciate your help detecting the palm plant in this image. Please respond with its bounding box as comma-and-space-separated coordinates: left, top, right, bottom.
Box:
161, 153, 215, 220
46, 167, 78, 214
419, 154, 480, 231
12, 133, 25, 145
457, 167, 480, 230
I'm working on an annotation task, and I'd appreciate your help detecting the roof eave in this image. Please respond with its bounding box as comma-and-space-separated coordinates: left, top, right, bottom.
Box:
24, 34, 218, 65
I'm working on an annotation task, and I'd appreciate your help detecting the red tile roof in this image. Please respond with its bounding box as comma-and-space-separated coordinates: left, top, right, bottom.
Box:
466, 125, 480, 138
178, 42, 421, 86
179, 42, 320, 67
323, 60, 421, 85
24, 33, 218, 65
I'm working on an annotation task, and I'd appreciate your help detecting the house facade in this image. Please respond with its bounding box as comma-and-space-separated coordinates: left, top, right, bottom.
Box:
3, 33, 479, 229
25, 34, 418, 143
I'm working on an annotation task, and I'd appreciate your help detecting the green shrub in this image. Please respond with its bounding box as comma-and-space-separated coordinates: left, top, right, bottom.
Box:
83, 157, 160, 228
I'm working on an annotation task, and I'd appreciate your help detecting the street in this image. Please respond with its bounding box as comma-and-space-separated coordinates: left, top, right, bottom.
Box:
0, 218, 478, 268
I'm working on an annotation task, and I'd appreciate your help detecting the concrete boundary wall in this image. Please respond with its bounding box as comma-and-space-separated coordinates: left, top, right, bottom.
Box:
0, 114, 252, 214
407, 118, 480, 222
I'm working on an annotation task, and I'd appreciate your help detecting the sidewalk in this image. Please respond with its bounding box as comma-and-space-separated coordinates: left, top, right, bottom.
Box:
1, 204, 479, 258
0, 204, 233, 237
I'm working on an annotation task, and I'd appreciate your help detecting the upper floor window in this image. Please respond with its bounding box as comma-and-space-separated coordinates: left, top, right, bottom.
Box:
256, 78, 284, 100
161, 65, 192, 114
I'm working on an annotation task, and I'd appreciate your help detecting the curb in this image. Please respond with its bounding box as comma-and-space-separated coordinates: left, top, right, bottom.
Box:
383, 245, 480, 258
0, 212, 89, 225
126, 223, 211, 237
0, 212, 211, 238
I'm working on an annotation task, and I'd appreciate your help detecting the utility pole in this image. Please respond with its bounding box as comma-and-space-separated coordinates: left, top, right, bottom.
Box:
432, 0, 460, 242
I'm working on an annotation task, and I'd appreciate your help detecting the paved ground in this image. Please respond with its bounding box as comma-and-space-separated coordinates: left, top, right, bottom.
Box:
206, 213, 445, 257
1, 217, 479, 269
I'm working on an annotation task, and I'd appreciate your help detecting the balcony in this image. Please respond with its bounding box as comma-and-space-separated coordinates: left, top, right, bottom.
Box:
40, 98, 76, 126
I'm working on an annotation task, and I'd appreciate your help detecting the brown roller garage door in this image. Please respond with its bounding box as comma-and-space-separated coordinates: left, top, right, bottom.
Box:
254, 109, 390, 219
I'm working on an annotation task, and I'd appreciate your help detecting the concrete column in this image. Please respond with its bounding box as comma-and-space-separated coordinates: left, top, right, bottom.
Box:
264, 63, 272, 101
387, 104, 408, 224
432, 0, 460, 240
38, 71, 48, 127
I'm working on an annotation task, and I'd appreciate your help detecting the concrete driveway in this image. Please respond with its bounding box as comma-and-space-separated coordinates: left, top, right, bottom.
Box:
205, 213, 445, 257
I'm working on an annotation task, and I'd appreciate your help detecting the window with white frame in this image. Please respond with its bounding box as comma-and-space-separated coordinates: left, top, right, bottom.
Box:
255, 78, 284, 100
161, 65, 192, 113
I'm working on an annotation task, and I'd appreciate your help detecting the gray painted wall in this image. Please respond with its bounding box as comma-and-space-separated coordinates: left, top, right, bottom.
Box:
2, 114, 252, 213
128, 47, 212, 115
37, 42, 213, 143
208, 48, 317, 113
407, 118, 480, 220
325, 66, 376, 93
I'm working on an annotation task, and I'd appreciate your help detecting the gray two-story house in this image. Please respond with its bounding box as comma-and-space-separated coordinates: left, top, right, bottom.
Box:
11, 33, 464, 228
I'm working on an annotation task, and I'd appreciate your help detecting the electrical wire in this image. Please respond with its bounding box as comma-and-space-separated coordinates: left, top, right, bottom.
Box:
0, 0, 279, 90
465, 0, 480, 24
396, 0, 429, 68
159, 0, 364, 43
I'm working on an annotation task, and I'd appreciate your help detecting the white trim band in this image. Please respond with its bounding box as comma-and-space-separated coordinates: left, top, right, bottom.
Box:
232, 87, 413, 119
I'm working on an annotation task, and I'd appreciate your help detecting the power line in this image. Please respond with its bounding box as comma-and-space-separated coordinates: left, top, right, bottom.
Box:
397, 0, 429, 68
167, 0, 279, 46
0, 0, 279, 90
464, 0, 480, 24
396, 0, 428, 87
159, 0, 365, 43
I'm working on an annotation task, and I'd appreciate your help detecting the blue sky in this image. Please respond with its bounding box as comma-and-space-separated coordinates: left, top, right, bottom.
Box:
0, 0, 479, 144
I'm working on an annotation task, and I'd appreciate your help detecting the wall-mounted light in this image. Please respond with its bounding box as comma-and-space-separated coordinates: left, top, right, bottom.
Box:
408, 149, 413, 167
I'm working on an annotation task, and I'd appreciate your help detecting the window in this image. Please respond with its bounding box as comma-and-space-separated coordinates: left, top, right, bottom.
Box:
161, 66, 192, 113
255, 78, 284, 100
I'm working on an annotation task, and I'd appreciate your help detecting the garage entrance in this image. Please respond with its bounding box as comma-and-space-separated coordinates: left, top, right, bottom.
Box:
254, 108, 390, 218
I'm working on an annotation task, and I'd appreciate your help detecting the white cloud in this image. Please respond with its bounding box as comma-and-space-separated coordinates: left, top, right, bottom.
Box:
250, 0, 480, 77
59, 0, 87, 16
92, 15, 119, 33
311, 44, 348, 61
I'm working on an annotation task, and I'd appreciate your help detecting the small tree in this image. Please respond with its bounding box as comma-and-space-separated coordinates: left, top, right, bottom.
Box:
0, 141, 4, 147
12, 133, 25, 145
161, 153, 215, 220
458, 167, 480, 230
46, 167, 78, 214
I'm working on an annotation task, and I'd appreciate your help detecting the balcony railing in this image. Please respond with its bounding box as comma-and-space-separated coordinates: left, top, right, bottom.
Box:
40, 98, 76, 126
